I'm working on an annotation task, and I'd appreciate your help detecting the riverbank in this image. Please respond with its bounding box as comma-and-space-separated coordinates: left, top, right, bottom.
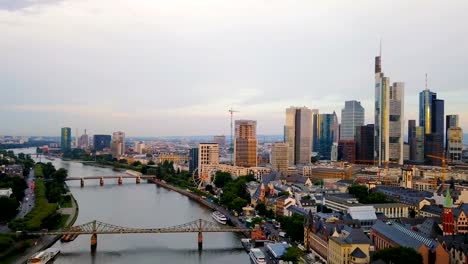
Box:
11, 191, 79, 264
147, 178, 250, 237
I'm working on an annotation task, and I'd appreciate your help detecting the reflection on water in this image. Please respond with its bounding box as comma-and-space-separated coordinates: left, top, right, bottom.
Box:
13, 148, 249, 264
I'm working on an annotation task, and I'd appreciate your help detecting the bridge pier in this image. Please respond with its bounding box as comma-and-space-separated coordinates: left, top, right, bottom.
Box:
100, 177, 104, 186
136, 176, 141, 184
90, 233, 97, 252
80, 178, 84, 188
118, 176, 123, 185
198, 231, 203, 251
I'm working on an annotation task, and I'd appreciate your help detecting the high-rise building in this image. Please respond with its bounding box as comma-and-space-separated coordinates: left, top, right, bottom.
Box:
420, 88, 444, 164
198, 143, 219, 174
79, 129, 89, 149
270, 142, 289, 174
285, 107, 313, 165
61, 127, 71, 152
317, 112, 339, 160
189, 147, 199, 173
93, 135, 111, 151
446, 115, 459, 154
408, 120, 425, 162
234, 120, 257, 167
312, 109, 319, 153
111, 131, 125, 157
447, 127, 463, 161
374, 53, 404, 165
134, 141, 145, 154
355, 124, 374, 162
340, 100, 364, 140
337, 140, 356, 163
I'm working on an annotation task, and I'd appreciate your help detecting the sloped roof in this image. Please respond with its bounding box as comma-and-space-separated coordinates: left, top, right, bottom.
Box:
350, 247, 367, 258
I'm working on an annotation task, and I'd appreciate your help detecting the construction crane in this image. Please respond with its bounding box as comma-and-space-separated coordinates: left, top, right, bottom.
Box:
228, 107, 239, 165
426, 154, 451, 190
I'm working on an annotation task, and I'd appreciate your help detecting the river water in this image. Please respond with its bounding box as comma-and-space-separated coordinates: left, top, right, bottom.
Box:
14, 149, 249, 264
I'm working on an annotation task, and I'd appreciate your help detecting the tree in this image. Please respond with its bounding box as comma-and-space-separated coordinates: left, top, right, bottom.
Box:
372, 246, 423, 264
362, 192, 389, 204
132, 161, 141, 167
278, 191, 290, 197
118, 159, 128, 164
281, 247, 302, 263
147, 160, 155, 165
409, 208, 416, 218
52, 168, 68, 183
214, 171, 232, 188
205, 184, 214, 194
230, 197, 248, 212
0, 197, 19, 221
348, 183, 369, 201
255, 202, 267, 216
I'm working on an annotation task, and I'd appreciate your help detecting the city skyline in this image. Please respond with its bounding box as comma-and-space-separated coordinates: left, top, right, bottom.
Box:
1, 0, 468, 136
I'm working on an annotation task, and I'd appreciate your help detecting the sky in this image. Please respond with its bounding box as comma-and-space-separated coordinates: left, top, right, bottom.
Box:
1, 0, 467, 137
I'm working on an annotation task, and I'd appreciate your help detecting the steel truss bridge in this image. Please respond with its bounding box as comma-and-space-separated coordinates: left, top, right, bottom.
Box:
26, 219, 250, 251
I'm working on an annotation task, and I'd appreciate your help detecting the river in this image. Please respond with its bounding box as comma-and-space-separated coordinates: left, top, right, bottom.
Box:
14, 148, 249, 264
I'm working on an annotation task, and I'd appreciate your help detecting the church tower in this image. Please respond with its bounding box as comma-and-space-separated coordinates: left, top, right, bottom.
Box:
443, 188, 454, 236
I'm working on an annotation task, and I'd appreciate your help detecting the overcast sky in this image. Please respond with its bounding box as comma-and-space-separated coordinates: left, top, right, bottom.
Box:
1, 0, 467, 137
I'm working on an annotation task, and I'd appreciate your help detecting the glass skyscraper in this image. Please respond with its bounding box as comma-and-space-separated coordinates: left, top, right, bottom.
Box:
61, 127, 71, 152
340, 100, 364, 140
317, 112, 338, 160
419, 89, 444, 164
93, 134, 111, 151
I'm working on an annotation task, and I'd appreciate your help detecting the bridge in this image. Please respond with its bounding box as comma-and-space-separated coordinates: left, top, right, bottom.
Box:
26, 219, 251, 251
65, 175, 157, 186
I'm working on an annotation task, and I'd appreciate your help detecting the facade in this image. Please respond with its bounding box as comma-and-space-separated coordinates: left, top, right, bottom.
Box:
355, 124, 374, 162
408, 120, 425, 162
285, 107, 313, 165
134, 141, 145, 154
270, 142, 289, 174
317, 112, 339, 160
61, 127, 71, 152
111, 131, 125, 157
93, 135, 111, 151
373, 203, 409, 219
158, 153, 188, 164
374, 54, 404, 165
446, 114, 459, 154
338, 140, 356, 163
447, 127, 463, 161
189, 147, 199, 173
340, 100, 364, 140
420, 89, 445, 165
198, 143, 219, 175
327, 228, 371, 264
234, 120, 257, 167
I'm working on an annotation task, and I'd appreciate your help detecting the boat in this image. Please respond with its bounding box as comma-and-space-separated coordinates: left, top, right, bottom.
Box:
27, 248, 60, 264
211, 211, 227, 225
249, 248, 267, 264
45, 156, 55, 161
241, 238, 252, 252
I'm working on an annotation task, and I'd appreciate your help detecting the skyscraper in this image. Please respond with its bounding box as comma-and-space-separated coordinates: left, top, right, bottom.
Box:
317, 112, 339, 160
93, 135, 111, 151
234, 120, 257, 167
111, 131, 125, 157
419, 88, 444, 164
312, 109, 319, 153
446, 114, 459, 154
270, 142, 289, 174
61, 127, 71, 152
189, 147, 199, 173
374, 53, 404, 165
355, 124, 374, 162
198, 143, 219, 175
285, 107, 313, 165
340, 100, 364, 140
447, 127, 463, 161
408, 120, 425, 162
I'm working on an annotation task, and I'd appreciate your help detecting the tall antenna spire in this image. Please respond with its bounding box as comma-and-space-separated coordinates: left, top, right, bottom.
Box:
379, 37, 382, 57
425, 73, 428, 90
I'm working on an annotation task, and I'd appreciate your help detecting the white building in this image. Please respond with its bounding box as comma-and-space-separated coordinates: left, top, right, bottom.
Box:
0, 188, 13, 198
340, 100, 364, 140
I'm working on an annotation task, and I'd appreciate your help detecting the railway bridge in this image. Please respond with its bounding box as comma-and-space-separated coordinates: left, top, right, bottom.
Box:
65, 175, 157, 186
25, 219, 251, 251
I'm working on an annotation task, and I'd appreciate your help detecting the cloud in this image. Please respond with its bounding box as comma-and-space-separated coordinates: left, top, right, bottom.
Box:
0, 0, 63, 11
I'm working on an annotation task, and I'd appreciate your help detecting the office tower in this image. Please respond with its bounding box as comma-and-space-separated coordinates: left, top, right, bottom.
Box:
270, 142, 289, 174
374, 52, 404, 165
189, 147, 199, 173
198, 143, 219, 174
93, 135, 111, 151
355, 124, 374, 162
446, 115, 459, 154
312, 109, 319, 152
61, 127, 71, 152
213, 135, 226, 148
111, 131, 125, 157
447, 127, 463, 161
388, 82, 404, 164
340, 100, 364, 140
285, 107, 313, 165
408, 120, 425, 162
420, 88, 444, 164
134, 141, 145, 154
316, 112, 339, 160
338, 140, 356, 163
79, 129, 89, 149
234, 120, 257, 167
